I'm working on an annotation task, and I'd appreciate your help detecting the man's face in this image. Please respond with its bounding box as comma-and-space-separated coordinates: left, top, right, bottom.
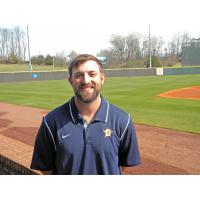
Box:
69, 60, 105, 104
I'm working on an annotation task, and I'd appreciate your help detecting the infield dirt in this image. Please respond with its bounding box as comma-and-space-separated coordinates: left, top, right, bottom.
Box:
159, 86, 200, 100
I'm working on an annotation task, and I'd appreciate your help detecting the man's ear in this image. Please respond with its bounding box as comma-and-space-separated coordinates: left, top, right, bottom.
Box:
101, 73, 105, 85
68, 77, 72, 85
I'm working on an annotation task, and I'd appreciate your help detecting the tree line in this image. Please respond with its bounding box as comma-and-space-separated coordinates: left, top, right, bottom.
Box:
0, 26, 27, 63
0, 26, 192, 67
0, 26, 73, 66
97, 32, 191, 67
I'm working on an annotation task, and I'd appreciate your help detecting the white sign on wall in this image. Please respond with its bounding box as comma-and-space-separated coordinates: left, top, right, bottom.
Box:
156, 68, 163, 76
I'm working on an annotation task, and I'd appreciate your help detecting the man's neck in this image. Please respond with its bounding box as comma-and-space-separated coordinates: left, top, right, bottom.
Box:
74, 95, 101, 123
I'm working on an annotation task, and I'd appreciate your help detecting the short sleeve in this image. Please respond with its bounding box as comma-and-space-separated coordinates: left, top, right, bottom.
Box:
119, 115, 140, 166
30, 117, 56, 171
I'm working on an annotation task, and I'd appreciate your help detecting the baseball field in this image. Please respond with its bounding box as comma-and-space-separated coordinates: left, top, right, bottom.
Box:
0, 73, 200, 174
0, 74, 199, 133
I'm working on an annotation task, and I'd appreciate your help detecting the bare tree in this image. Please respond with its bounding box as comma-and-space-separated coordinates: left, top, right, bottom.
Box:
0, 28, 2, 60
167, 32, 191, 58
110, 34, 126, 63
13, 26, 23, 60
4, 29, 10, 61
0, 26, 27, 63
22, 37, 27, 61
97, 48, 116, 66
150, 35, 164, 57
180, 32, 191, 48
0, 28, 9, 62
125, 33, 141, 61
168, 33, 179, 57
55, 51, 67, 67
8, 30, 21, 63
141, 35, 149, 59
68, 50, 78, 60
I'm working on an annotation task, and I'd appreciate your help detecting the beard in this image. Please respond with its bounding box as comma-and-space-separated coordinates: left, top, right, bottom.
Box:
73, 83, 101, 104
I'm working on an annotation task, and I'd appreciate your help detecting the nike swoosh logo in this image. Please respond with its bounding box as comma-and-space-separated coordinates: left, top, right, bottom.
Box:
62, 133, 71, 139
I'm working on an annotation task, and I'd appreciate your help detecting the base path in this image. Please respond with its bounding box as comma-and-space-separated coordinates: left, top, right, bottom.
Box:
0, 102, 200, 175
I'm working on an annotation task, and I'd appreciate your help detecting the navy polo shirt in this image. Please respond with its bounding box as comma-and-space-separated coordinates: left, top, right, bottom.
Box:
31, 96, 140, 175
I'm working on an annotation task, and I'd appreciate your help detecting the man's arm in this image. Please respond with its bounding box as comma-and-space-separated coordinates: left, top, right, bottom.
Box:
30, 117, 56, 173
119, 115, 140, 168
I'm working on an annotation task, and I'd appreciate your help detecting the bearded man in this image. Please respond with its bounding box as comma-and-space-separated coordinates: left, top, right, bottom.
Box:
31, 54, 140, 175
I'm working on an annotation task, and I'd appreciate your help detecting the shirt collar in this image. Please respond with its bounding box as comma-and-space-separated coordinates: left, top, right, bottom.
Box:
69, 96, 109, 124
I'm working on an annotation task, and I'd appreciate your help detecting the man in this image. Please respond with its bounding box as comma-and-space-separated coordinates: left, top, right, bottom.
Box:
31, 54, 140, 175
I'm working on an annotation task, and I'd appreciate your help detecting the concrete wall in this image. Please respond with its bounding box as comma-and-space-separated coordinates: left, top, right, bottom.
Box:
0, 67, 200, 83
0, 70, 68, 83
163, 67, 200, 75
0, 68, 156, 83
104, 68, 156, 77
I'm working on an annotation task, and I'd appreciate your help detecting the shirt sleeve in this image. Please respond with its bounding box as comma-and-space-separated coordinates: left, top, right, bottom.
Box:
119, 115, 140, 167
30, 117, 56, 171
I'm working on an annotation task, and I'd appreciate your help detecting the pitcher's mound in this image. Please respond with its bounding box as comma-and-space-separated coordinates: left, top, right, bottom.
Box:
159, 86, 200, 100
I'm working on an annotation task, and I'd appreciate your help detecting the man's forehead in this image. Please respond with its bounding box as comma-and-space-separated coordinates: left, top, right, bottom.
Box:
73, 60, 100, 72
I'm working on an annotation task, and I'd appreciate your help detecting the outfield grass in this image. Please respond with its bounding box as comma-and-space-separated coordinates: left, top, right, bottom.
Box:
0, 64, 67, 72
1, 63, 200, 72
0, 75, 199, 133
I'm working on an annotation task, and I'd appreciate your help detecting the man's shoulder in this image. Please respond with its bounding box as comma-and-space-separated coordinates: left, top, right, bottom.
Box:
45, 101, 70, 121
108, 101, 130, 121
109, 102, 128, 114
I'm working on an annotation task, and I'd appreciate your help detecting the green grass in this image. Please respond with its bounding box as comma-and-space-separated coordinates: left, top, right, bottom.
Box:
0, 75, 199, 134
1, 63, 200, 72
0, 64, 67, 72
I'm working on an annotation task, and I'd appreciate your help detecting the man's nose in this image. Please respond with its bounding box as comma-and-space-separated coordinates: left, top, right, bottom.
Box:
82, 73, 90, 84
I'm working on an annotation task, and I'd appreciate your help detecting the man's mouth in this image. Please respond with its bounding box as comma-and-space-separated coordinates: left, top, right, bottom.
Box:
79, 85, 94, 92
80, 83, 94, 88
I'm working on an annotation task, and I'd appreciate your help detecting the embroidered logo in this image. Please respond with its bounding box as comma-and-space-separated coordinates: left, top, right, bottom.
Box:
62, 133, 71, 139
103, 128, 112, 137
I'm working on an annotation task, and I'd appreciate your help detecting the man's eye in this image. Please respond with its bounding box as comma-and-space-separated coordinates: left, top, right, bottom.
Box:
74, 74, 82, 78
89, 72, 96, 77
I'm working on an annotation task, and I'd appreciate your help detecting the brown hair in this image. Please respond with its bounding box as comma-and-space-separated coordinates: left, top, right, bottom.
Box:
69, 54, 103, 77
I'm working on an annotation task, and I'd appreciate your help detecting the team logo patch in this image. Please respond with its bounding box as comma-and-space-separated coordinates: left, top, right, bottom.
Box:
103, 128, 112, 137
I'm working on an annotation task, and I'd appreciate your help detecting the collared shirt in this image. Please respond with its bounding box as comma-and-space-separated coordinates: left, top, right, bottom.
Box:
30, 96, 140, 175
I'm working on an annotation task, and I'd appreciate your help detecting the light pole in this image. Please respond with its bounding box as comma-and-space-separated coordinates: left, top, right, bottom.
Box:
27, 25, 32, 71
149, 25, 152, 68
